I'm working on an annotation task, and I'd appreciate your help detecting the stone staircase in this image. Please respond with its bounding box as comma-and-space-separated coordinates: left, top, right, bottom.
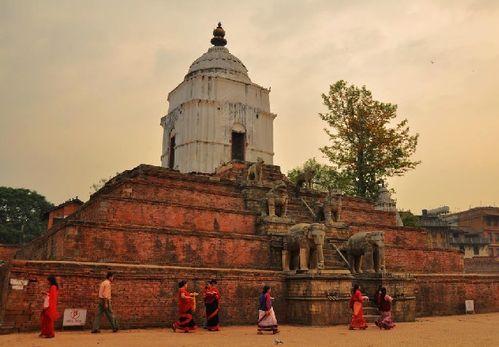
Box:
323, 243, 349, 271
363, 302, 380, 323
286, 199, 315, 223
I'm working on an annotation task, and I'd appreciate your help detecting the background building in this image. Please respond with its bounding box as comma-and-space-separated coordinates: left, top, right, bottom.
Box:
419, 206, 494, 258
445, 207, 499, 258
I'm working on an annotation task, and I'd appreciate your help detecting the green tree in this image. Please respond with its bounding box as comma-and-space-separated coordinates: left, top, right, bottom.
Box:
319, 80, 420, 200
0, 187, 53, 244
398, 210, 420, 227
287, 158, 353, 193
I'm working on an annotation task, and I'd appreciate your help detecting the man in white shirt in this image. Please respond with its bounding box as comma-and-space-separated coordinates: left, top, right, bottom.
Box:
91, 272, 118, 333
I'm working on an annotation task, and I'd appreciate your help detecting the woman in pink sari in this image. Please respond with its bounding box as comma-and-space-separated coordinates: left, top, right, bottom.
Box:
375, 287, 396, 330
40, 275, 60, 338
349, 284, 368, 330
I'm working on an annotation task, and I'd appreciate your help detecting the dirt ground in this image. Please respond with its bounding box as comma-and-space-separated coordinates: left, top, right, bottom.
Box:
0, 313, 497, 347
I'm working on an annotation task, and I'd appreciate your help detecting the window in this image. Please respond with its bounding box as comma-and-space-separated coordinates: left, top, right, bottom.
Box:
473, 245, 480, 255
168, 136, 176, 169
231, 132, 245, 161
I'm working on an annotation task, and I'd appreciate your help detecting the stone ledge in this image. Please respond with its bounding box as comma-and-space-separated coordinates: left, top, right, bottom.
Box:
103, 196, 258, 216
67, 221, 270, 241
286, 296, 350, 301
8, 259, 286, 279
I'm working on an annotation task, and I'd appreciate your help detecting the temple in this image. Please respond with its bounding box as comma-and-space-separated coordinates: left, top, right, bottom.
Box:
160, 23, 275, 173
0, 24, 497, 332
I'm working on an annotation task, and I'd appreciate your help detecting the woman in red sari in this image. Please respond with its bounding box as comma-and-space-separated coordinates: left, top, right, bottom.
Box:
204, 279, 221, 331
349, 284, 368, 330
172, 280, 198, 333
40, 275, 60, 338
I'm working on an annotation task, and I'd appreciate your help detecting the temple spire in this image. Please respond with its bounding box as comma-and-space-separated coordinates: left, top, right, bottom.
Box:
211, 22, 227, 46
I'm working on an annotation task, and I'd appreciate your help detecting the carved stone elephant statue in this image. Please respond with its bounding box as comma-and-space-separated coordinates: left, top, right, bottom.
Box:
345, 231, 385, 274
282, 223, 326, 272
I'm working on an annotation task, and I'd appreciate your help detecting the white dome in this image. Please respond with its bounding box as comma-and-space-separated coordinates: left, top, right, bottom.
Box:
186, 46, 251, 83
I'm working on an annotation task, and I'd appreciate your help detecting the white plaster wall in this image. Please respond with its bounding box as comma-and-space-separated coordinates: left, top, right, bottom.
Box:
463, 245, 490, 258
161, 73, 275, 173
168, 76, 270, 113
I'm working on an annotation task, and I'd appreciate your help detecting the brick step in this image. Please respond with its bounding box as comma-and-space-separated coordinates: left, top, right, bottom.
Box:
364, 314, 379, 323
363, 306, 379, 315
0, 326, 17, 335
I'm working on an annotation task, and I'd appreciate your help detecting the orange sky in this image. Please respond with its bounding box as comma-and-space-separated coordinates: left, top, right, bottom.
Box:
1, 0, 498, 213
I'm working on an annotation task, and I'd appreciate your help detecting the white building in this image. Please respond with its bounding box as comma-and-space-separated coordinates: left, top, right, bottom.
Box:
160, 23, 276, 173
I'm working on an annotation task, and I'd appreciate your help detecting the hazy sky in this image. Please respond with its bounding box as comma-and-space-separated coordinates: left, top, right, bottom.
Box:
1, 0, 498, 213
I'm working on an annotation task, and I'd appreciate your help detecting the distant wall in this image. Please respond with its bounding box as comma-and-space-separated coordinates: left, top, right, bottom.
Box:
464, 257, 499, 273
415, 274, 499, 316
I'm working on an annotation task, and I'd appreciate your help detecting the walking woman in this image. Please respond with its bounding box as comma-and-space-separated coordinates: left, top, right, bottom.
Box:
257, 285, 279, 334
349, 284, 368, 330
204, 279, 221, 331
40, 275, 60, 338
172, 280, 198, 333
375, 287, 396, 330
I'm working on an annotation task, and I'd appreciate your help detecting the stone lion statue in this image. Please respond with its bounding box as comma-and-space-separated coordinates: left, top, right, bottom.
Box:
323, 190, 343, 224
265, 180, 288, 218
246, 157, 264, 184
282, 223, 326, 272
295, 166, 315, 193
345, 231, 385, 274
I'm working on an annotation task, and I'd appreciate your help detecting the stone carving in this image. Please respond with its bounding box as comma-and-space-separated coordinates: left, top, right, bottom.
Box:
246, 157, 264, 184
282, 223, 326, 272
295, 167, 315, 192
345, 231, 385, 274
323, 190, 343, 224
265, 180, 288, 218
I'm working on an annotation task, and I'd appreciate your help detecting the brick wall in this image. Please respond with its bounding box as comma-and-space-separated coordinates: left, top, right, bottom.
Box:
2, 260, 497, 331
47, 202, 82, 230
1, 260, 286, 331
347, 224, 464, 273
464, 257, 499, 273
414, 274, 499, 316
78, 197, 256, 234
386, 248, 464, 273
0, 245, 19, 262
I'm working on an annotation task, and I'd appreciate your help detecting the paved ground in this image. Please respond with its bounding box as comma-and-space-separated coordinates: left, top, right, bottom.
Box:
0, 313, 497, 347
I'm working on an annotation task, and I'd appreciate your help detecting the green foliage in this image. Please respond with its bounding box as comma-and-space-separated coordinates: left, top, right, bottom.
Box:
287, 158, 354, 194
319, 80, 420, 200
0, 187, 53, 244
398, 210, 420, 227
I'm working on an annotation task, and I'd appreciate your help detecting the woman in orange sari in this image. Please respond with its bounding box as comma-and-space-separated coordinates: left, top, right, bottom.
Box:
40, 275, 60, 338
349, 284, 368, 330
172, 280, 198, 333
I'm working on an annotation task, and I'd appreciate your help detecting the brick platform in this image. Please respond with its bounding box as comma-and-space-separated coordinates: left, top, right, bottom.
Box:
0, 164, 497, 331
